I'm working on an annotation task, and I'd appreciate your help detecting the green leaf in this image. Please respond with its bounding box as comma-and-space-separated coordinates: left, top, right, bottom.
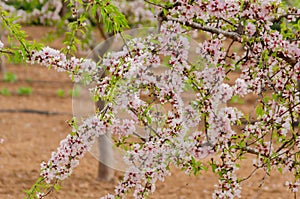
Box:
255, 104, 264, 117
54, 183, 61, 191
230, 95, 244, 104
211, 162, 217, 173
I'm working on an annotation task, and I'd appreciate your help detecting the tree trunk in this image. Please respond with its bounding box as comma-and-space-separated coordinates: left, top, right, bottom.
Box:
93, 35, 116, 181
95, 100, 115, 181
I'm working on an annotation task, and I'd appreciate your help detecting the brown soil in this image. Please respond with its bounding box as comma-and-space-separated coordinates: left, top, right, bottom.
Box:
0, 26, 296, 199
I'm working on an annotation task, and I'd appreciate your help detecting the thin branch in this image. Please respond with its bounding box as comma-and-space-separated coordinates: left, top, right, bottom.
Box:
240, 167, 260, 182
220, 17, 237, 28
128, 106, 162, 139
0, 14, 29, 54
144, 0, 167, 9
204, 114, 210, 144
276, 51, 297, 66
270, 13, 300, 23
168, 17, 241, 41
0, 49, 14, 55
225, 39, 235, 60
40, 179, 59, 198
252, 169, 269, 199
242, 146, 259, 155
132, 132, 147, 142
120, 32, 133, 58
95, 11, 109, 40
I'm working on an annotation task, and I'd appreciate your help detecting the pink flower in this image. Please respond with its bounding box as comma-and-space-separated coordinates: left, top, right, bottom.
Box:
30, 46, 100, 83
245, 22, 256, 36
40, 116, 107, 183
234, 78, 249, 97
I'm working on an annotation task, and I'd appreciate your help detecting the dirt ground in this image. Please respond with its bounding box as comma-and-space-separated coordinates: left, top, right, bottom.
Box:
0, 26, 297, 199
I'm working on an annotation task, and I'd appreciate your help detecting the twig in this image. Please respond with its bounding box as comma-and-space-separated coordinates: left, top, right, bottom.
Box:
276, 51, 297, 66
119, 32, 133, 58
240, 167, 260, 182
270, 13, 300, 23
220, 17, 237, 28
0, 49, 14, 55
225, 39, 235, 60
0, 14, 30, 54
144, 0, 167, 9
253, 169, 269, 199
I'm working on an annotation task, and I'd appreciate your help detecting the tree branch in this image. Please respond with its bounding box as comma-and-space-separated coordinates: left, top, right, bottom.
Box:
167, 17, 241, 41
270, 13, 300, 23
276, 51, 297, 66
144, 0, 167, 9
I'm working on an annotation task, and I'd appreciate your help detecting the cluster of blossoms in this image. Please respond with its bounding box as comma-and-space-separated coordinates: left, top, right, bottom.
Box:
168, 0, 285, 23
2, 0, 297, 198
29, 46, 101, 83
40, 116, 107, 184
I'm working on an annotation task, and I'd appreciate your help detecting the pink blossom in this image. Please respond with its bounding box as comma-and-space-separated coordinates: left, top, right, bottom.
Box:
245, 22, 256, 36
30, 46, 101, 83
233, 78, 249, 97
40, 116, 107, 183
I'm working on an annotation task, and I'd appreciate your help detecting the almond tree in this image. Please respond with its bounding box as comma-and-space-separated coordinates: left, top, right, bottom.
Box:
0, 0, 299, 198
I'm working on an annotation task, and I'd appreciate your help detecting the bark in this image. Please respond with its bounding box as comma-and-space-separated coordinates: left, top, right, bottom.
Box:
93, 37, 116, 182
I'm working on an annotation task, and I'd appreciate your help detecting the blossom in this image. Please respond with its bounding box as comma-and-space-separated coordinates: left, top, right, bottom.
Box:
40, 116, 107, 183
183, 105, 201, 128
286, 181, 300, 193
212, 83, 233, 103
245, 22, 256, 36
196, 38, 226, 65
110, 119, 136, 137
0, 40, 3, 49
233, 78, 249, 97
29, 46, 101, 83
